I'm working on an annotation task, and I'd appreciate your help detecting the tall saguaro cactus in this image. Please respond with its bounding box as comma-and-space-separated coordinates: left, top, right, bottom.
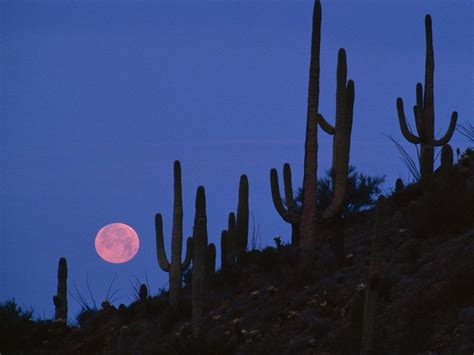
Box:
300, 0, 322, 253
396, 15, 458, 189
192, 186, 207, 338
317, 48, 355, 265
155, 160, 193, 307
318, 48, 355, 219
53, 257, 68, 322
270, 163, 301, 245
361, 196, 386, 355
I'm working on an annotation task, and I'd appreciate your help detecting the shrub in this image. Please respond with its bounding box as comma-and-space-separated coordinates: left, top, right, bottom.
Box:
295, 165, 385, 217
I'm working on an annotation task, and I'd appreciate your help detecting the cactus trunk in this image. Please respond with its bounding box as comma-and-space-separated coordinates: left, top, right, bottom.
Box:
270, 163, 301, 245
300, 0, 322, 254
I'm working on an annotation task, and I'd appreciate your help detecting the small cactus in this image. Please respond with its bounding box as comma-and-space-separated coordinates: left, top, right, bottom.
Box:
223, 212, 237, 267
220, 230, 228, 270
192, 186, 207, 338
395, 178, 404, 194
53, 257, 67, 322
236, 175, 249, 261
439, 144, 454, 186
139, 284, 148, 301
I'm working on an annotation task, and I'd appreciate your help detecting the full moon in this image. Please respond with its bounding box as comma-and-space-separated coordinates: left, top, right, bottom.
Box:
95, 223, 140, 264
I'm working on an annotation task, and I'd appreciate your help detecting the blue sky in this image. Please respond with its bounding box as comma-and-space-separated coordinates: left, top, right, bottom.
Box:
1, 0, 472, 321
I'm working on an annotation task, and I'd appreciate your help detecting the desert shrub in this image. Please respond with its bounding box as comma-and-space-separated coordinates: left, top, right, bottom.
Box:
0, 299, 33, 325
0, 299, 35, 352
295, 166, 385, 218
75, 306, 99, 328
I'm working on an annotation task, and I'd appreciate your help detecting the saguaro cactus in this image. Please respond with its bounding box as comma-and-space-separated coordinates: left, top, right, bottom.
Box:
439, 144, 454, 186
361, 196, 386, 355
318, 48, 355, 220
222, 212, 237, 266
317, 48, 355, 265
139, 284, 148, 301
155, 161, 193, 307
192, 186, 207, 338
300, 0, 322, 254
53, 257, 68, 322
220, 230, 229, 270
236, 175, 249, 261
396, 15, 458, 189
270, 163, 301, 245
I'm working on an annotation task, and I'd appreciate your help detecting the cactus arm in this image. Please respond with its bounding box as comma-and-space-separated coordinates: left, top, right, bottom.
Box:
270, 168, 298, 224
317, 113, 335, 135
434, 111, 458, 146
414, 83, 424, 134
154, 213, 170, 272
283, 163, 296, 209
181, 237, 193, 270
396, 98, 421, 144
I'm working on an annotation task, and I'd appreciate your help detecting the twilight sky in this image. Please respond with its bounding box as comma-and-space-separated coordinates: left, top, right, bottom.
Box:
1, 0, 472, 321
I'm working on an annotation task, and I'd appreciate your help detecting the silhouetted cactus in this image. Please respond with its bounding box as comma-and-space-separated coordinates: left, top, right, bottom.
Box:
396, 15, 458, 190
270, 163, 301, 245
395, 178, 404, 194
318, 48, 355, 220
118, 325, 131, 355
192, 186, 207, 338
317, 48, 355, 266
222, 212, 237, 266
53, 257, 67, 322
236, 175, 249, 261
220, 230, 229, 270
155, 161, 193, 307
300, 0, 322, 253
361, 196, 386, 354
139, 284, 148, 301
439, 144, 454, 186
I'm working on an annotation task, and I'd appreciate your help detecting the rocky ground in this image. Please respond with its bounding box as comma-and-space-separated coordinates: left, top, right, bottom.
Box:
2, 191, 473, 355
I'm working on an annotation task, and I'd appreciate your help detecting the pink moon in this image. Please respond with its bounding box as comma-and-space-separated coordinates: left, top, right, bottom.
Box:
95, 223, 140, 264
